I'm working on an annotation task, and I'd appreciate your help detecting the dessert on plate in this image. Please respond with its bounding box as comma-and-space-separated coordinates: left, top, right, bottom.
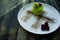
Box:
22, 2, 54, 31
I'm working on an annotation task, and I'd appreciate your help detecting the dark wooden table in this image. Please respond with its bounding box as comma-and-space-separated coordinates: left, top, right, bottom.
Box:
0, 0, 60, 40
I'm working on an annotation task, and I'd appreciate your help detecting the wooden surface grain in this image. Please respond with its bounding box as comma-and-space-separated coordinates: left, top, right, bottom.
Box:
0, 0, 60, 40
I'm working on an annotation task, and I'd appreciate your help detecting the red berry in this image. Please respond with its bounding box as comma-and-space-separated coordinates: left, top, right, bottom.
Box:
41, 22, 50, 31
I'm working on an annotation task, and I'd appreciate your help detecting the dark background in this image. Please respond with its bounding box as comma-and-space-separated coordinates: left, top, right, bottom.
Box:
0, 0, 60, 40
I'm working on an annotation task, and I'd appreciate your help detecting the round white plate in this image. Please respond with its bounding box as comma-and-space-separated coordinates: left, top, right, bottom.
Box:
17, 3, 60, 34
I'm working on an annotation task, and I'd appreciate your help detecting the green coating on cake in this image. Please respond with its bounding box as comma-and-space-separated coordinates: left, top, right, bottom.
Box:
32, 2, 44, 15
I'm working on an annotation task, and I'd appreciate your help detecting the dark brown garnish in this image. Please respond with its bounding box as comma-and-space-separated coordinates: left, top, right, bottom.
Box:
42, 16, 54, 23
21, 11, 33, 22
27, 10, 33, 13
39, 3, 42, 7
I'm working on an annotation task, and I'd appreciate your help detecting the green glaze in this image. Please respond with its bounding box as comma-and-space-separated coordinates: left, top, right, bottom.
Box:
32, 2, 44, 15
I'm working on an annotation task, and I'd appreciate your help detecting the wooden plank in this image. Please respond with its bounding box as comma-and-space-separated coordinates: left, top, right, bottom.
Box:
8, 28, 17, 40
17, 27, 27, 40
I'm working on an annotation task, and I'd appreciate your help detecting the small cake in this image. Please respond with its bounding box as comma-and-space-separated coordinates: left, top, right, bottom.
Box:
32, 2, 44, 15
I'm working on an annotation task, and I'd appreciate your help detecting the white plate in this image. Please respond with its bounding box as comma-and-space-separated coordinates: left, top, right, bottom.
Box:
17, 3, 60, 34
